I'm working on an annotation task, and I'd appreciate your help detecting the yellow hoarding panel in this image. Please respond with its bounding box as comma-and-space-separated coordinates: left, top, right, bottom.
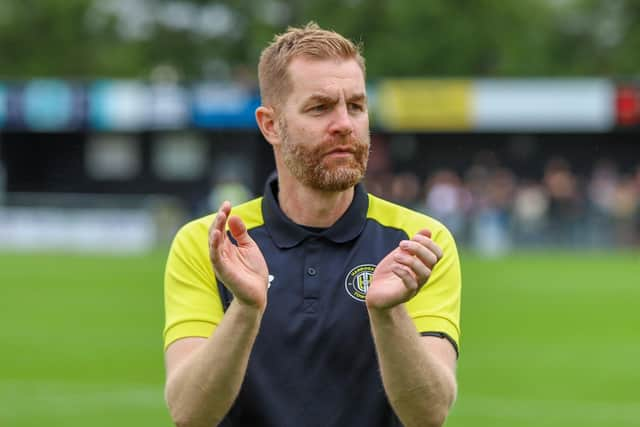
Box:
377, 79, 472, 131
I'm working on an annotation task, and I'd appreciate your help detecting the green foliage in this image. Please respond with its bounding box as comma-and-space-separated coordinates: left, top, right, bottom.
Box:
1, 0, 640, 79
0, 249, 639, 426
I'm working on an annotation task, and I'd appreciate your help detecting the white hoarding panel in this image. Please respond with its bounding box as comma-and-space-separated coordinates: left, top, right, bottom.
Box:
0, 207, 155, 253
473, 79, 615, 131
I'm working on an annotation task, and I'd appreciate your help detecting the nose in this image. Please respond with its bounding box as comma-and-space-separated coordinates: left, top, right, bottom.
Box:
328, 104, 353, 136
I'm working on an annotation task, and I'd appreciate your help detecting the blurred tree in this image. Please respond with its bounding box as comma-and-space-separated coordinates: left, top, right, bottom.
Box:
0, 0, 638, 80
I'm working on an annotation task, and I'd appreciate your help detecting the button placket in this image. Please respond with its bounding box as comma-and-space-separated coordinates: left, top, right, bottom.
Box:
302, 238, 322, 313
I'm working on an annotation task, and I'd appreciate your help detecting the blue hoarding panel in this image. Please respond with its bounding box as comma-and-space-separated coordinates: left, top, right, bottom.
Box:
191, 83, 260, 128
89, 80, 151, 131
151, 83, 190, 130
22, 80, 81, 131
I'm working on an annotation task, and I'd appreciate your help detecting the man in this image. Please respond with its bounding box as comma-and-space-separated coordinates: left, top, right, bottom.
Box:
164, 22, 461, 427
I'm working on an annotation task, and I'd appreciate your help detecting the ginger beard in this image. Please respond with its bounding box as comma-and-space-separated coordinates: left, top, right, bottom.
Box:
278, 117, 370, 192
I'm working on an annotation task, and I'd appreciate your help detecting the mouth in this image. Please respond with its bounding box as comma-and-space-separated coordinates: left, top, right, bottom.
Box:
325, 146, 356, 156
324, 151, 356, 162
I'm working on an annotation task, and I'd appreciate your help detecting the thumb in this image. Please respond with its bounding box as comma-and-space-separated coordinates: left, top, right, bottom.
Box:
228, 216, 253, 246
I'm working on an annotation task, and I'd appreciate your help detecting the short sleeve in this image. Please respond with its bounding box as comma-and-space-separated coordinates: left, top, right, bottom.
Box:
163, 217, 224, 350
406, 224, 462, 352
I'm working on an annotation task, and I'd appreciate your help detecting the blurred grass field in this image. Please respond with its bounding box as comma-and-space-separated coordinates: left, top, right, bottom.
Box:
0, 249, 638, 427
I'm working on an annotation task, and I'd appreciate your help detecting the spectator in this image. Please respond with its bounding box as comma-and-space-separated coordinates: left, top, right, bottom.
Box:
424, 169, 469, 238
465, 162, 515, 256
390, 171, 422, 210
586, 159, 618, 246
512, 180, 549, 246
611, 175, 639, 246
543, 157, 583, 247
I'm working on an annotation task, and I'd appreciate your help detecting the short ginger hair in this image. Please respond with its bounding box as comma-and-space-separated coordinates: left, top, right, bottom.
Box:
258, 22, 365, 108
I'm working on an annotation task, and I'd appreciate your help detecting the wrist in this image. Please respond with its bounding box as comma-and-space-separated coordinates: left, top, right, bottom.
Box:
366, 302, 404, 319
232, 297, 267, 318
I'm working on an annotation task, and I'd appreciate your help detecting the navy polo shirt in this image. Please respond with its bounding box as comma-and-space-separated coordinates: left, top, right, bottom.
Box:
164, 174, 462, 427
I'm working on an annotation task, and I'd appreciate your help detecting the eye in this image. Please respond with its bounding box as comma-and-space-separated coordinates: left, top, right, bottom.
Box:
309, 104, 328, 113
348, 103, 365, 112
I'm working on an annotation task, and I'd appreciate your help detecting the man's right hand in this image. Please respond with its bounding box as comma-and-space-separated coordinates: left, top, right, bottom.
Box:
208, 201, 269, 312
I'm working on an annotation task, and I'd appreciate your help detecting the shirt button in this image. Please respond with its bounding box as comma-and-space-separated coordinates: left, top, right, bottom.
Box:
307, 267, 317, 276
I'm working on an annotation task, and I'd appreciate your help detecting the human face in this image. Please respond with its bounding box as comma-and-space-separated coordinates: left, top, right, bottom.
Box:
277, 57, 370, 192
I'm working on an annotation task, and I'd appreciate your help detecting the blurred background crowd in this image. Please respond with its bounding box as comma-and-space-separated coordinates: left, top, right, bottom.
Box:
368, 154, 640, 252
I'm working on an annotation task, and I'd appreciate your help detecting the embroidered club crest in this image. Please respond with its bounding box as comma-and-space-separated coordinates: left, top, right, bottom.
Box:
344, 264, 376, 302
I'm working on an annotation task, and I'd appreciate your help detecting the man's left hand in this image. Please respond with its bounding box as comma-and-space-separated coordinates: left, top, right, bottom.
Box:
366, 229, 442, 310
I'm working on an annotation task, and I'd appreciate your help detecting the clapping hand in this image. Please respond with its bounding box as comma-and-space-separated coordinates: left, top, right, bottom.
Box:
366, 229, 442, 310
208, 201, 269, 311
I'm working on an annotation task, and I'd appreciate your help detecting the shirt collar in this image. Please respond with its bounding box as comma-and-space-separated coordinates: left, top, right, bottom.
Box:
262, 173, 369, 249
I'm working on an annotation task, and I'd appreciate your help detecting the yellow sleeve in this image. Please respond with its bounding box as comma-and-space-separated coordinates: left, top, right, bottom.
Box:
163, 215, 223, 350
367, 195, 461, 351
406, 223, 462, 351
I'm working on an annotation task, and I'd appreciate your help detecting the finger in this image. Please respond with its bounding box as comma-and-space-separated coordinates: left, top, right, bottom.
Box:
417, 228, 432, 239
219, 200, 232, 216
212, 201, 232, 239
228, 215, 253, 246
217, 201, 232, 232
399, 239, 438, 268
412, 233, 443, 260
394, 251, 432, 285
392, 266, 419, 294
209, 227, 234, 277
209, 214, 219, 247
209, 202, 232, 254
209, 229, 223, 263
209, 216, 224, 253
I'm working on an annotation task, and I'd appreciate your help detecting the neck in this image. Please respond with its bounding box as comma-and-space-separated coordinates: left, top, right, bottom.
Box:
277, 173, 355, 228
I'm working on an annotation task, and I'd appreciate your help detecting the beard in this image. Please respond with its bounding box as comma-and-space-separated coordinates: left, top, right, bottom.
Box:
279, 118, 370, 192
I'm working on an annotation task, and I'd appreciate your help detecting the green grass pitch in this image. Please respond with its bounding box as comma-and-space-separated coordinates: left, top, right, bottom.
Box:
0, 249, 638, 426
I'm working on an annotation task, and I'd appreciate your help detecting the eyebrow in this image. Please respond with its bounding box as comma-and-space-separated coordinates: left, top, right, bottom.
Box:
304, 92, 367, 104
304, 94, 337, 105
347, 93, 367, 103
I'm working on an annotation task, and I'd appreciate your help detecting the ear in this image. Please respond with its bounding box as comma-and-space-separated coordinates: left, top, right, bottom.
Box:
256, 106, 282, 147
